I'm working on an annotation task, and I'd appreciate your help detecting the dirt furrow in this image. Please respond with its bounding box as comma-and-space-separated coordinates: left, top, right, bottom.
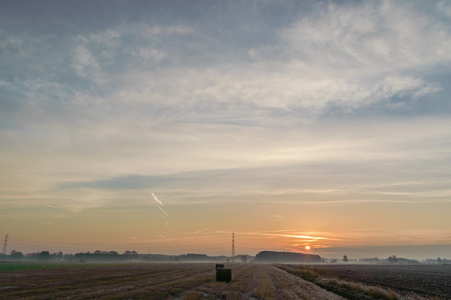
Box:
265, 264, 344, 300
3, 263, 439, 299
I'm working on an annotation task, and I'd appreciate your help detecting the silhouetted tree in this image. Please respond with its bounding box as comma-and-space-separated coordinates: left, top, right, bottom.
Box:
10, 250, 23, 261
38, 251, 50, 261
123, 250, 139, 261
255, 251, 321, 263
63, 253, 73, 262
388, 255, 398, 263
343, 255, 348, 263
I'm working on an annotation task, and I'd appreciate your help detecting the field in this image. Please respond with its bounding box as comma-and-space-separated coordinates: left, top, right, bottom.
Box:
278, 264, 451, 299
0, 262, 449, 299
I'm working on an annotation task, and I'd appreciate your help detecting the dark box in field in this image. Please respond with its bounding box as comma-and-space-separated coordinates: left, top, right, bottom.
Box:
216, 268, 232, 283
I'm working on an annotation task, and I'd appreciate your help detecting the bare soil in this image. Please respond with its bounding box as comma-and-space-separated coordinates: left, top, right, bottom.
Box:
298, 264, 451, 299
0, 262, 448, 299
0, 263, 339, 299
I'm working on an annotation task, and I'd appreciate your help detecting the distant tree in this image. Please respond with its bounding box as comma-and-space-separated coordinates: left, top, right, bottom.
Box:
38, 251, 50, 261
437, 257, 442, 263
388, 255, 398, 263
124, 250, 139, 261
10, 250, 23, 261
241, 256, 248, 263
255, 251, 321, 263
63, 253, 73, 262
343, 255, 348, 263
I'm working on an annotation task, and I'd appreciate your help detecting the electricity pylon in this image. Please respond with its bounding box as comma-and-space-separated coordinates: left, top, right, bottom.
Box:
2, 234, 8, 255
232, 232, 235, 263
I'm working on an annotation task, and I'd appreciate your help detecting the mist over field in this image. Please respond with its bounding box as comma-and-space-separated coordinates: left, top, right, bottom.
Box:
1, 0, 451, 262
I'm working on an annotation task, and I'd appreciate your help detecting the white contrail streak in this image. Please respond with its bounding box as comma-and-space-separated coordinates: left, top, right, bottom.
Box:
157, 204, 170, 218
151, 192, 170, 217
151, 192, 164, 206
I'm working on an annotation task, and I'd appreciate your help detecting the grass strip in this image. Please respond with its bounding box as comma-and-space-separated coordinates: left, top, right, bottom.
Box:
276, 264, 400, 300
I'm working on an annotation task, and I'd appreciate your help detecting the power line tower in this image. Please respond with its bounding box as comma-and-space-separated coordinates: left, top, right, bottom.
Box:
231, 232, 235, 263
2, 234, 8, 255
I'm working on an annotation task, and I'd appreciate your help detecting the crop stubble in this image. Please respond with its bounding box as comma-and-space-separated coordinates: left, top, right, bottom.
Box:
0, 263, 341, 299
1, 263, 449, 299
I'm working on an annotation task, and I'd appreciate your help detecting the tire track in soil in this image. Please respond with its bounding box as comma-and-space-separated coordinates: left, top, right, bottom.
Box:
1, 263, 348, 299
259, 264, 344, 300
268, 265, 344, 300
189, 264, 344, 300
243, 265, 260, 299
188, 264, 255, 299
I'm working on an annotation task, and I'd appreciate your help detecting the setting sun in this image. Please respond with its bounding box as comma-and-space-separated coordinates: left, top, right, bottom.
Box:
305, 246, 311, 250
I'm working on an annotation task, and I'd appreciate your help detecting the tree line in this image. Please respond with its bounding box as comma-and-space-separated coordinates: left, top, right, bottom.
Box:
0, 250, 250, 263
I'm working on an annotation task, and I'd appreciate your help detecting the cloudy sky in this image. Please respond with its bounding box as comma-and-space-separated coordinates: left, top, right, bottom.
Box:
1, 0, 451, 259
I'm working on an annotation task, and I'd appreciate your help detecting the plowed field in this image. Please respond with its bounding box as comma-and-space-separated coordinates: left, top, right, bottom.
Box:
0, 263, 448, 299
296, 264, 451, 299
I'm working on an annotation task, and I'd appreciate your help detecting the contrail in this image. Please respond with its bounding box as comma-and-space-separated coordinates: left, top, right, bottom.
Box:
157, 204, 170, 218
151, 193, 164, 206
152, 192, 170, 217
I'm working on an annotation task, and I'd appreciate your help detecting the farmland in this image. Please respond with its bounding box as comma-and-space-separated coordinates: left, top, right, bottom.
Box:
286, 264, 451, 299
0, 262, 449, 299
278, 264, 451, 299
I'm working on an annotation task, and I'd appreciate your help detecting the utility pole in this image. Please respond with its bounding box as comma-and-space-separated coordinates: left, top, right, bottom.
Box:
232, 232, 235, 263
2, 234, 8, 255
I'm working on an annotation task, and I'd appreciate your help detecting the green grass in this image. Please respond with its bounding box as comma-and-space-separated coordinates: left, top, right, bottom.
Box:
0, 262, 68, 272
276, 265, 400, 300
0, 261, 145, 272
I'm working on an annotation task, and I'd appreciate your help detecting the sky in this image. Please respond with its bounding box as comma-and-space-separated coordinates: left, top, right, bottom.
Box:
1, 0, 451, 260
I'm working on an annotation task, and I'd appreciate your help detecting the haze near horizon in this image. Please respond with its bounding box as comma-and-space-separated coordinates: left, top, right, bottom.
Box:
1, 0, 451, 260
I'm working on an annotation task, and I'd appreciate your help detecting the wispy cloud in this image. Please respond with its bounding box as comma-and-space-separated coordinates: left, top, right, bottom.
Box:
188, 228, 210, 235
1, 1, 451, 257
218, 230, 337, 241
132, 233, 229, 244
278, 234, 331, 241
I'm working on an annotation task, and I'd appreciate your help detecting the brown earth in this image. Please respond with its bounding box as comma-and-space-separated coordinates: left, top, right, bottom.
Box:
298, 263, 451, 299
0, 263, 339, 299
0, 262, 447, 299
